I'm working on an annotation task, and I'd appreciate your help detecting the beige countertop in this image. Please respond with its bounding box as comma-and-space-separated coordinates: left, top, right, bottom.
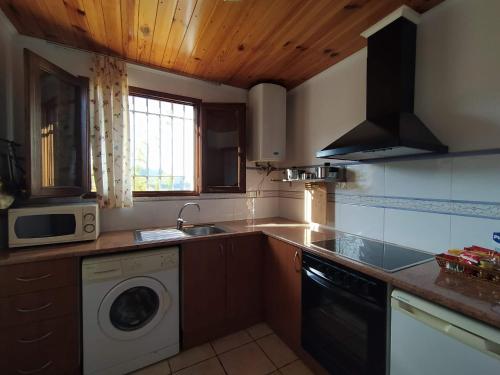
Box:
1, 217, 499, 329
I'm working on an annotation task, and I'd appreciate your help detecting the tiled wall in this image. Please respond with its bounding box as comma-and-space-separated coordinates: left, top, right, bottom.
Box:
279, 154, 500, 253
101, 168, 281, 232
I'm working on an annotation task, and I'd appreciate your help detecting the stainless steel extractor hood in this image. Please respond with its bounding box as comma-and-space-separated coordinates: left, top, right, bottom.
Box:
317, 6, 448, 161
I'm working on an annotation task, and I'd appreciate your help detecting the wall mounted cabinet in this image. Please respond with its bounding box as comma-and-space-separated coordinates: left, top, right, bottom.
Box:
201, 103, 246, 193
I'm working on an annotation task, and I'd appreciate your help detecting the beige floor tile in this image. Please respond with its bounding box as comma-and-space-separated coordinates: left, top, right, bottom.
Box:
130, 359, 171, 374
247, 322, 274, 340
257, 334, 297, 368
168, 343, 216, 372
173, 358, 225, 375
211, 330, 253, 354
279, 360, 315, 375
219, 342, 277, 375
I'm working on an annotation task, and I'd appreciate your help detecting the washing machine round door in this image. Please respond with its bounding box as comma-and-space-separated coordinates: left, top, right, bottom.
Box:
98, 276, 171, 340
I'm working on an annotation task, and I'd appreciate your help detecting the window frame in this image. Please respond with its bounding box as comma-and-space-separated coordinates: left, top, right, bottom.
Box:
128, 86, 201, 197
87, 87, 202, 198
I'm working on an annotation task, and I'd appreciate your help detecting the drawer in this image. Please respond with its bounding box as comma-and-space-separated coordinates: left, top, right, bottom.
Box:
0, 286, 78, 327
0, 315, 79, 374
0, 258, 78, 297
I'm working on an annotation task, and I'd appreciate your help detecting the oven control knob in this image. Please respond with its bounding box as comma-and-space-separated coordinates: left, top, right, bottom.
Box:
84, 213, 96, 222
84, 224, 95, 233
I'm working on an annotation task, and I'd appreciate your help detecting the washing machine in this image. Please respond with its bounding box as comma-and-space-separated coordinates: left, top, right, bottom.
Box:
82, 247, 179, 375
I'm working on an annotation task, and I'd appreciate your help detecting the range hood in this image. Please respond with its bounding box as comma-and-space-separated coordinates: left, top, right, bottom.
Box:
317, 6, 448, 161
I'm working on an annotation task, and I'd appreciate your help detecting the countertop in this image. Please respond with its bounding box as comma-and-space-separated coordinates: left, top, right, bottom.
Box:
1, 217, 499, 329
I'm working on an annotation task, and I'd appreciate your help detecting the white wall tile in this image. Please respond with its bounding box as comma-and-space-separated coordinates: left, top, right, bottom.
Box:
197, 199, 234, 223
384, 209, 450, 253
100, 200, 185, 232
253, 197, 280, 219
335, 203, 384, 241
335, 163, 385, 196
385, 159, 452, 199
451, 154, 500, 203
279, 197, 305, 223
450, 215, 500, 249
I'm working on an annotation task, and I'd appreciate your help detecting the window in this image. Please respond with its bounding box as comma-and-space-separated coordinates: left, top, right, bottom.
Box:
127, 87, 200, 195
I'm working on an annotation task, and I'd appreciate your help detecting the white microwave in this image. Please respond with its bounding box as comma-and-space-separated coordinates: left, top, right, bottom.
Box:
8, 203, 99, 248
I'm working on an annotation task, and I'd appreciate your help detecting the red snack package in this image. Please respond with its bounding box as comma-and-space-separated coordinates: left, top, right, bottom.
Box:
459, 251, 481, 266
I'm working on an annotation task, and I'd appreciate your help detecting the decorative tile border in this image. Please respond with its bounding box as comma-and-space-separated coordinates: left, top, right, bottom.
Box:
133, 190, 280, 202
278, 190, 500, 220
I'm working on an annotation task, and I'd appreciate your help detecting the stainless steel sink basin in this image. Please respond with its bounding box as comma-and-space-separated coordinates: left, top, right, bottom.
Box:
182, 225, 226, 236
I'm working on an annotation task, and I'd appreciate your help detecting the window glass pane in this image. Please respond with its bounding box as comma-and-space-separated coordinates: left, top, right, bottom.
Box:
161, 116, 172, 176
160, 177, 173, 191
161, 101, 172, 115
147, 114, 160, 176
147, 176, 159, 191
185, 105, 194, 119
128, 93, 196, 193
135, 96, 147, 112
172, 117, 184, 176
134, 176, 147, 191
184, 119, 194, 190
173, 103, 184, 117
128, 96, 134, 111
134, 112, 147, 176
148, 99, 160, 114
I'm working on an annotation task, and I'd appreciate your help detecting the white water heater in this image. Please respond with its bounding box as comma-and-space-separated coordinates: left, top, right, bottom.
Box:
247, 83, 286, 162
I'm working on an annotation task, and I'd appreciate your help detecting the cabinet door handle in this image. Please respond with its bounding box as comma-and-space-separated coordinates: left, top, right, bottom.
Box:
17, 331, 53, 344
219, 244, 224, 256
16, 302, 53, 313
294, 250, 301, 273
17, 360, 53, 374
16, 273, 52, 282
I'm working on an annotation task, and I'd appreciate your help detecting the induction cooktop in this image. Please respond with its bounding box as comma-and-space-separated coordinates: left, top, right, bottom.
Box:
311, 235, 434, 272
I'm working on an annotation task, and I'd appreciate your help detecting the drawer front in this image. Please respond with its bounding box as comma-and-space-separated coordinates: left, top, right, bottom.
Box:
0, 258, 78, 297
0, 315, 79, 374
0, 286, 78, 327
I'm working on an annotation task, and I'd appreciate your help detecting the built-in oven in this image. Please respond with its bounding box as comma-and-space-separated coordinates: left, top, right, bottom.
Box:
302, 253, 387, 375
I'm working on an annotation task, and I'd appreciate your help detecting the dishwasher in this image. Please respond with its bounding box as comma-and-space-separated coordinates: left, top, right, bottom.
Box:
391, 289, 500, 375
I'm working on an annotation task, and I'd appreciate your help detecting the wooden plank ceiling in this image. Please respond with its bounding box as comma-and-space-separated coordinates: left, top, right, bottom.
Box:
0, 0, 443, 89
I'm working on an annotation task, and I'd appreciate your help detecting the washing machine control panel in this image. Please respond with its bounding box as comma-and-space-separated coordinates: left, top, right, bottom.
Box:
82, 248, 179, 281
122, 251, 178, 275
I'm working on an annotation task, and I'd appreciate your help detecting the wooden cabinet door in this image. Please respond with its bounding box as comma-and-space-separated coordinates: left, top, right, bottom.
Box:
264, 237, 302, 351
182, 238, 227, 348
226, 234, 264, 332
201, 103, 246, 193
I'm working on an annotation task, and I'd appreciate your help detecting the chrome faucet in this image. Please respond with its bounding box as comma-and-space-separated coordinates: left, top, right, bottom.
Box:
177, 202, 200, 230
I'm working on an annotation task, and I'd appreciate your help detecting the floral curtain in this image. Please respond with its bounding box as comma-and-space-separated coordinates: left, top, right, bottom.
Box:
89, 55, 133, 208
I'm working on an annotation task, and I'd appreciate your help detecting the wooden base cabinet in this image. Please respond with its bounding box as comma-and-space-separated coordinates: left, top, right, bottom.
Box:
264, 237, 302, 351
182, 237, 227, 348
0, 258, 80, 375
182, 234, 263, 348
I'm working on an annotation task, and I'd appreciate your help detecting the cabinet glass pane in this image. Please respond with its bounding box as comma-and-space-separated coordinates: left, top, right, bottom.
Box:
205, 110, 239, 187
40, 71, 79, 188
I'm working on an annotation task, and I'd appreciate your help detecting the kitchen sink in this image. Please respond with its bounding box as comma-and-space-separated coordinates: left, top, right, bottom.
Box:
134, 228, 188, 242
182, 225, 226, 236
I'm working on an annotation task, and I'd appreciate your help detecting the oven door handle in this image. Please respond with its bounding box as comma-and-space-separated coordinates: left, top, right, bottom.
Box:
304, 269, 336, 290
304, 269, 385, 310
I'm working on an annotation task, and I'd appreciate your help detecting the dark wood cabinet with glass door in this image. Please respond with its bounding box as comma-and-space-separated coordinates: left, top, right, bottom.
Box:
25, 49, 89, 198
201, 103, 246, 193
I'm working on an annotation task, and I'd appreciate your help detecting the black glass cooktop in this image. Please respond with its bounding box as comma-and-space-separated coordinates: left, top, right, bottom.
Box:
311, 235, 434, 272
